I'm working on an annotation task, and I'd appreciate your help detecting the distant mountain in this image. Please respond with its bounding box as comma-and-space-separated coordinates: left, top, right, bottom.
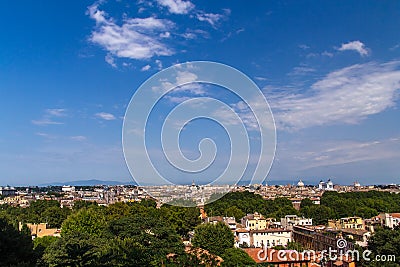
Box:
39, 179, 136, 187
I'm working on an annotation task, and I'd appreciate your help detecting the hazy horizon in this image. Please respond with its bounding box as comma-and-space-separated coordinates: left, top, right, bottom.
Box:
1, 1, 400, 186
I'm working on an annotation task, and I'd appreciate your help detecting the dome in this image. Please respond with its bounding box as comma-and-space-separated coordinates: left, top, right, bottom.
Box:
297, 180, 305, 187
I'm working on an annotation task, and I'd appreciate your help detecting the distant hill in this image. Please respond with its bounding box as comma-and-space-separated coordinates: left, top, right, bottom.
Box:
39, 179, 136, 187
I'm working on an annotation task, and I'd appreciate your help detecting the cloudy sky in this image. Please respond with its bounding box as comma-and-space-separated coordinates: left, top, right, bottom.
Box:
1, 0, 400, 186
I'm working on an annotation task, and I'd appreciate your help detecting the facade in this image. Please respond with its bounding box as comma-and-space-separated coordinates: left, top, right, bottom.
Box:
293, 225, 355, 252
61, 185, 75, 193
235, 228, 292, 248
378, 213, 400, 229
241, 212, 268, 230
328, 217, 364, 230
19, 222, 60, 238
203, 216, 237, 230
318, 179, 334, 191
281, 215, 313, 230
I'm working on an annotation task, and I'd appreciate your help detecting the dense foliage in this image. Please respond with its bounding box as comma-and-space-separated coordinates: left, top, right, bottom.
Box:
205, 191, 299, 221
300, 191, 400, 224
356, 226, 400, 267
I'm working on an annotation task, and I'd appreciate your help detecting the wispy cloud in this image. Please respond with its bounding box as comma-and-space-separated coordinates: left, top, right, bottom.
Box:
32, 119, 64, 126
87, 1, 228, 65
70, 136, 87, 141
271, 61, 400, 130
95, 112, 116, 120
337, 40, 369, 56
87, 3, 175, 61
288, 66, 316, 76
36, 132, 57, 139
156, 0, 194, 14
141, 64, 151, 71
105, 53, 117, 68
45, 109, 67, 117
32, 109, 67, 126
298, 44, 310, 50
282, 137, 400, 171
196, 11, 228, 28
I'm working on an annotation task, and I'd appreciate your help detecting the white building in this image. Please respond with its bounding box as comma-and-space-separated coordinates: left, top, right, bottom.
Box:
379, 213, 400, 229
62, 185, 75, 193
235, 229, 292, 248
281, 215, 313, 230
297, 180, 305, 187
318, 179, 334, 191
0, 186, 16, 196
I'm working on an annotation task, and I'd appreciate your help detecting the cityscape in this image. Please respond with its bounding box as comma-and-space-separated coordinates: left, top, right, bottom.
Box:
1, 0, 400, 266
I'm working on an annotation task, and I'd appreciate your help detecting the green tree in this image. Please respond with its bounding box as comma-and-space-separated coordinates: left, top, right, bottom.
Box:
0, 217, 36, 267
43, 232, 102, 267
160, 205, 201, 237
61, 207, 107, 238
42, 206, 71, 228
108, 214, 184, 266
225, 206, 245, 222
300, 198, 313, 209
366, 227, 400, 266
221, 248, 256, 267
192, 222, 234, 256
73, 200, 98, 211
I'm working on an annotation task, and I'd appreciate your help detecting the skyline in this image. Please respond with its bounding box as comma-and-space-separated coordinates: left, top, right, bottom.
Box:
1, 0, 400, 186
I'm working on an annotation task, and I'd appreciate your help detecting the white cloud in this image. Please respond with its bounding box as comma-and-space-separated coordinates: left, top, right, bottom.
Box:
88, 3, 175, 60
155, 59, 163, 69
32, 108, 67, 126
337, 40, 369, 56
156, 0, 194, 14
159, 31, 171, 38
321, 51, 334, 57
36, 132, 57, 139
288, 66, 316, 76
104, 54, 117, 68
45, 109, 67, 117
70, 136, 87, 141
271, 61, 400, 130
141, 64, 151, 71
196, 13, 224, 28
95, 112, 116, 120
284, 137, 400, 171
105, 53, 117, 67
298, 44, 310, 50
32, 119, 64, 126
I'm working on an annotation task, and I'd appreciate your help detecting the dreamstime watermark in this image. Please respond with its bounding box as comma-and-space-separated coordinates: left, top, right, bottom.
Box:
256, 239, 396, 263
122, 61, 276, 206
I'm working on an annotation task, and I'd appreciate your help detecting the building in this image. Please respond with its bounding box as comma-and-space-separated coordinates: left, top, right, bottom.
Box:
19, 222, 60, 238
377, 213, 400, 229
235, 228, 292, 248
318, 179, 334, 191
281, 215, 313, 230
241, 212, 268, 230
293, 225, 355, 253
328, 217, 364, 230
203, 216, 237, 230
62, 185, 75, 193
0, 186, 16, 196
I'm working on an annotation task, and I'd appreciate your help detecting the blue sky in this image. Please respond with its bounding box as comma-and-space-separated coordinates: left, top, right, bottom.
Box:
1, 0, 400, 186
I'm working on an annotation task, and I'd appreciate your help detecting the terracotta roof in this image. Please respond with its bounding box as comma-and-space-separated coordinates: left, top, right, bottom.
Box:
391, 213, 400, 218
